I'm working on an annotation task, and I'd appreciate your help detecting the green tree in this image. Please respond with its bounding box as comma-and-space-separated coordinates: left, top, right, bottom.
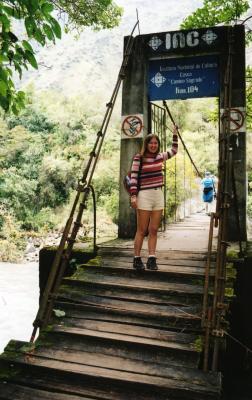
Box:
54, 0, 122, 31
0, 0, 122, 114
181, 1, 250, 33
246, 66, 252, 131
0, 0, 62, 113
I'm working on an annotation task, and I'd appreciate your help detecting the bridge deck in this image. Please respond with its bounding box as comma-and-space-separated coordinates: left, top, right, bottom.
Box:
0, 212, 222, 399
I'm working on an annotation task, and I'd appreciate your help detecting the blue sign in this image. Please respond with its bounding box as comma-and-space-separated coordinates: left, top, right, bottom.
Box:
149, 55, 219, 100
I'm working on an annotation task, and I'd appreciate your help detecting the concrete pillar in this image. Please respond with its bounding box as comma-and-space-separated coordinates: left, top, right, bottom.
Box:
226, 26, 247, 241
118, 36, 149, 238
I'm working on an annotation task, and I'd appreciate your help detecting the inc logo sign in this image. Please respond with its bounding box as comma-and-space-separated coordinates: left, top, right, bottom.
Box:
148, 30, 218, 51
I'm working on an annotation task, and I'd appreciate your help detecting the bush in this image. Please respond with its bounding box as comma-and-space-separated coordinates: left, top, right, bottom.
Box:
21, 207, 57, 232
38, 156, 75, 208
0, 207, 26, 262
103, 190, 119, 224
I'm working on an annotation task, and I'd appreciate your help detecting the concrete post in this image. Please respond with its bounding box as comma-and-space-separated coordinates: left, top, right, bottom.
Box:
118, 37, 149, 238
225, 26, 247, 240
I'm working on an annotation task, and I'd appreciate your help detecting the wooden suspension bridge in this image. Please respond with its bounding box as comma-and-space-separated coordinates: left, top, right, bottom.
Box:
0, 212, 229, 400
0, 22, 250, 400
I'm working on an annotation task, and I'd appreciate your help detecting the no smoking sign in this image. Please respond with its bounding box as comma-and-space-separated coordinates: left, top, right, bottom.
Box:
220, 107, 245, 133
121, 114, 144, 139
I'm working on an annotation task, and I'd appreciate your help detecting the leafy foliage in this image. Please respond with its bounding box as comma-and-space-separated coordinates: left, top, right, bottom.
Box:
0, 0, 122, 114
54, 0, 123, 32
181, 1, 250, 31
0, 206, 26, 261
0, 0, 62, 113
246, 66, 252, 133
0, 91, 121, 239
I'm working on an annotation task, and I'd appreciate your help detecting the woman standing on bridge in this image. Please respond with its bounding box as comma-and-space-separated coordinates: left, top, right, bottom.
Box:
130, 126, 178, 271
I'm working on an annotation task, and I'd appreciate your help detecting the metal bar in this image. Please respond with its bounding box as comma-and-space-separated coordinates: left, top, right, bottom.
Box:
89, 185, 97, 252
174, 156, 177, 222
202, 213, 215, 328
231, 162, 243, 255
203, 307, 212, 372
183, 147, 186, 218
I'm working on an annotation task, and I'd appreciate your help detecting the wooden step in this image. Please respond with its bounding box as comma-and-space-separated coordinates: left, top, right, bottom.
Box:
54, 299, 202, 332
60, 281, 201, 306
101, 256, 213, 269
100, 255, 209, 268
57, 288, 201, 326
98, 247, 213, 260
0, 382, 90, 400
79, 263, 214, 283
9, 337, 199, 381
59, 278, 203, 311
1, 341, 221, 400
63, 269, 204, 296
52, 318, 197, 345
0, 377, 184, 400
46, 324, 199, 368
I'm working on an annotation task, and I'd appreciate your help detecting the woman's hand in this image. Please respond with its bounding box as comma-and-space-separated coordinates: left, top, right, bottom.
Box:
130, 195, 137, 209
173, 124, 178, 134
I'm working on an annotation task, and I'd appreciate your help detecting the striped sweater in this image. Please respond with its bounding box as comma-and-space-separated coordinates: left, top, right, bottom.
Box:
130, 134, 178, 196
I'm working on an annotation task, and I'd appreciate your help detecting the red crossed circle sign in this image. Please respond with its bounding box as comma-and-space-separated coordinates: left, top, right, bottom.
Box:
222, 108, 245, 132
122, 115, 143, 137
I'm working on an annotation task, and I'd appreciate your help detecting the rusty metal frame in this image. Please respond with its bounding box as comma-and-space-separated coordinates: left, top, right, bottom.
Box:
202, 26, 245, 372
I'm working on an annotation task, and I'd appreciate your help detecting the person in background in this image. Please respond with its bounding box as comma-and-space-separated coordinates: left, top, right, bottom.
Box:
130, 126, 178, 271
201, 171, 216, 214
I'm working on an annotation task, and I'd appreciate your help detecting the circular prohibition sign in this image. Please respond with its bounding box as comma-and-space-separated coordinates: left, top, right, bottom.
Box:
122, 115, 143, 137
222, 108, 245, 132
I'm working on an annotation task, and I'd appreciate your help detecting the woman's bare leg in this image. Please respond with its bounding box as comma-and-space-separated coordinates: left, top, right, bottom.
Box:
134, 210, 151, 256
148, 210, 163, 255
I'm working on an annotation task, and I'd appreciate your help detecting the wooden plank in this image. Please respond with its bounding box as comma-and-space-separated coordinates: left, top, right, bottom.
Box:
79, 263, 215, 281
59, 283, 202, 306
0, 377, 177, 400
50, 325, 197, 354
54, 300, 202, 332
63, 272, 204, 295
59, 317, 197, 344
15, 345, 206, 386
15, 342, 198, 377
100, 256, 215, 269
45, 332, 198, 369
52, 319, 197, 345
98, 247, 210, 260
57, 292, 201, 320
59, 284, 203, 315
1, 352, 220, 399
0, 382, 91, 400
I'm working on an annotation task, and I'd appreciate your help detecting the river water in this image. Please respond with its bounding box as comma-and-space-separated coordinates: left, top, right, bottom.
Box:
0, 262, 39, 353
